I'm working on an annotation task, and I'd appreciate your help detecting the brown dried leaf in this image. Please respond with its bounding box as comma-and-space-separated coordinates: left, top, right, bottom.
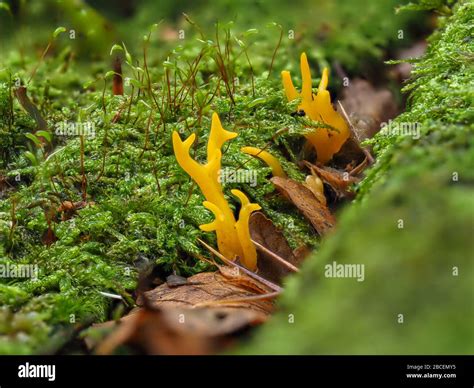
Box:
143, 272, 273, 315
305, 162, 358, 201
250, 212, 302, 284
94, 271, 274, 355
92, 308, 208, 355
95, 305, 267, 355
271, 176, 335, 235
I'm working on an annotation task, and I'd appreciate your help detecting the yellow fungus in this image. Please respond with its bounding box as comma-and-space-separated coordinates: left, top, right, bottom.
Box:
304, 175, 327, 206
281, 52, 350, 164
172, 112, 261, 270
241, 146, 286, 178
232, 189, 261, 270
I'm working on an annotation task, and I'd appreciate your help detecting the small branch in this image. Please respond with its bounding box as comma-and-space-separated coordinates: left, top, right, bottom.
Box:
198, 238, 282, 292
251, 239, 299, 273
337, 101, 356, 138
337, 100, 374, 165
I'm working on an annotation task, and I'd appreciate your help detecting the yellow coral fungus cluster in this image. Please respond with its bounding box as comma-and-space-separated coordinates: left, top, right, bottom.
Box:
172, 113, 261, 270
281, 52, 350, 164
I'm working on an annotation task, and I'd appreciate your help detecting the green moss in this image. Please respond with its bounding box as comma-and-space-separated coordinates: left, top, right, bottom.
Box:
359, 0, 474, 198
240, 0, 474, 354
0, 0, 432, 353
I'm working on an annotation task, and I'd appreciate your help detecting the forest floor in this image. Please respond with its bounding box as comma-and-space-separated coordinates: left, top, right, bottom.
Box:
0, 0, 472, 355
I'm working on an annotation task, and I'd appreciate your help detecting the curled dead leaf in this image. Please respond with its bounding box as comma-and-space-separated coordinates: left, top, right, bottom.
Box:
143, 272, 273, 315
249, 212, 302, 284
93, 271, 275, 355
271, 176, 335, 235
304, 161, 358, 201
94, 308, 213, 355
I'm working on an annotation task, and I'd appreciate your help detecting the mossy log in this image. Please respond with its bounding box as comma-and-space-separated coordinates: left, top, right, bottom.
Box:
240, 0, 474, 354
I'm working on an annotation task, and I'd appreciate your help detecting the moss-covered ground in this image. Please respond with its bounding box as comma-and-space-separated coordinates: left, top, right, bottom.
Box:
0, 0, 470, 354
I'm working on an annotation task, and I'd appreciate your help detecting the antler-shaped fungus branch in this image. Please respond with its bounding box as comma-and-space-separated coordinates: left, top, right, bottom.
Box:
173, 113, 261, 270
282, 53, 349, 164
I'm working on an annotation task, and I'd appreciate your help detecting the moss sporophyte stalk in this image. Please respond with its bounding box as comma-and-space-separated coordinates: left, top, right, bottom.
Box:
172, 113, 261, 271
281, 52, 350, 164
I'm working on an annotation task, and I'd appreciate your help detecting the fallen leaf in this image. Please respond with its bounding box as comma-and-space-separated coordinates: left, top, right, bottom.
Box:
142, 272, 273, 315
305, 162, 358, 201
93, 308, 209, 355
250, 212, 302, 284
93, 271, 275, 355
271, 176, 335, 235
94, 305, 267, 355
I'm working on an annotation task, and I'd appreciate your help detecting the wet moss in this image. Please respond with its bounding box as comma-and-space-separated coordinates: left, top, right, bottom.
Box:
240, 0, 474, 354
0, 0, 431, 353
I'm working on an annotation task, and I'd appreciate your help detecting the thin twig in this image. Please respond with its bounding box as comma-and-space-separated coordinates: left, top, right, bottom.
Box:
197, 239, 282, 292
337, 100, 374, 165
337, 101, 357, 138
251, 239, 299, 273
349, 156, 368, 176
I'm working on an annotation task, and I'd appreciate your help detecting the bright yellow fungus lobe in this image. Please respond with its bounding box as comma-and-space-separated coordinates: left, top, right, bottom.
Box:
304, 175, 327, 206
281, 52, 350, 164
232, 189, 261, 270
172, 112, 261, 270
241, 146, 286, 178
